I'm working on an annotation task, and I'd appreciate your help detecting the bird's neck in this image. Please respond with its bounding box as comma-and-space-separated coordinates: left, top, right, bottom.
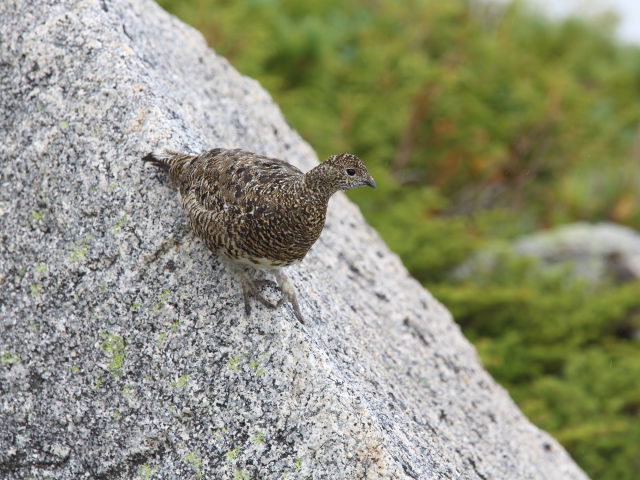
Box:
303, 163, 339, 202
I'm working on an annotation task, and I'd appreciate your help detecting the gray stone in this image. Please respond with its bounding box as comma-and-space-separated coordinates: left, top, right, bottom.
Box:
454, 222, 640, 286
514, 222, 640, 284
0, 0, 588, 479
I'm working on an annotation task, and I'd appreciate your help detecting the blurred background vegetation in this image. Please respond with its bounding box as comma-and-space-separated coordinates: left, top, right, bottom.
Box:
157, 0, 640, 477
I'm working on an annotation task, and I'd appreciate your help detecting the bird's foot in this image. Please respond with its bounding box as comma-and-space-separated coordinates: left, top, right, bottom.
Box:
229, 264, 304, 323
252, 279, 278, 290
240, 277, 279, 315
228, 264, 279, 315
274, 270, 304, 324
288, 294, 304, 324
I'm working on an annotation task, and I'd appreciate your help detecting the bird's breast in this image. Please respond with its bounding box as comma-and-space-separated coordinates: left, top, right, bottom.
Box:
235, 200, 327, 264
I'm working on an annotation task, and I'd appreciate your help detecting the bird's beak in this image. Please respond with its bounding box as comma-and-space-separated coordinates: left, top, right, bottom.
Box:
366, 176, 376, 188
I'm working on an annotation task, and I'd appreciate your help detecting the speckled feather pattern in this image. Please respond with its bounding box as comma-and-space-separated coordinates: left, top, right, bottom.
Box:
144, 148, 375, 268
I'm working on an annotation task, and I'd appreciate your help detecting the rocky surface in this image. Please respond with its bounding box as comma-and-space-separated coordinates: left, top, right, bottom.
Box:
0, 1, 589, 479
514, 222, 640, 284
454, 222, 640, 286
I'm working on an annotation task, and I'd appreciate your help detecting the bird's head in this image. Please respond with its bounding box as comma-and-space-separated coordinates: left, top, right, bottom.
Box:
321, 153, 376, 191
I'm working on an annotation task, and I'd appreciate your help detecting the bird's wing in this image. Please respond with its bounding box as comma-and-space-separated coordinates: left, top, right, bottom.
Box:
180, 149, 303, 212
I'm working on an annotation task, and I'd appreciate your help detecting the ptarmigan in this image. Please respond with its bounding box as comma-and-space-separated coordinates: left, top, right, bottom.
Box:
142, 148, 376, 323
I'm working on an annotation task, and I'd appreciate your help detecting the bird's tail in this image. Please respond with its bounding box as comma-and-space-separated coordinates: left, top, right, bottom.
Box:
142, 150, 196, 182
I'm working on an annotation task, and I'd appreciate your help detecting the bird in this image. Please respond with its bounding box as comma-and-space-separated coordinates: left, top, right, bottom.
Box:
142, 147, 376, 323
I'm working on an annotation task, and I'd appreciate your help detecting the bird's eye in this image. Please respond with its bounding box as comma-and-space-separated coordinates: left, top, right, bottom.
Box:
346, 168, 356, 176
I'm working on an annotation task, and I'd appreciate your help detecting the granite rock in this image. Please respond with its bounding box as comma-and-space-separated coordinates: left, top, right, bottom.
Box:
0, 1, 588, 478
514, 222, 640, 284
454, 222, 640, 286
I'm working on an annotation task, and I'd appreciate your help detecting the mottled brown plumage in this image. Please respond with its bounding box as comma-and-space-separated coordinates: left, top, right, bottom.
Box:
142, 147, 375, 322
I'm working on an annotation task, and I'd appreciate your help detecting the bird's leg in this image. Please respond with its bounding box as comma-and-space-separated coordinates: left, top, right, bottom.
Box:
228, 264, 279, 315
273, 270, 304, 324
252, 279, 278, 290
239, 278, 279, 313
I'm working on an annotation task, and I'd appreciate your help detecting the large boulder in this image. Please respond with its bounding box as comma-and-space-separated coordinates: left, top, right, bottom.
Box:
514, 222, 640, 284
0, 1, 588, 478
454, 222, 640, 286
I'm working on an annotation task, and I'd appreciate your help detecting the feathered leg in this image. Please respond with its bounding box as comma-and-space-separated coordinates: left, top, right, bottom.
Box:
273, 270, 304, 324
227, 263, 279, 315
